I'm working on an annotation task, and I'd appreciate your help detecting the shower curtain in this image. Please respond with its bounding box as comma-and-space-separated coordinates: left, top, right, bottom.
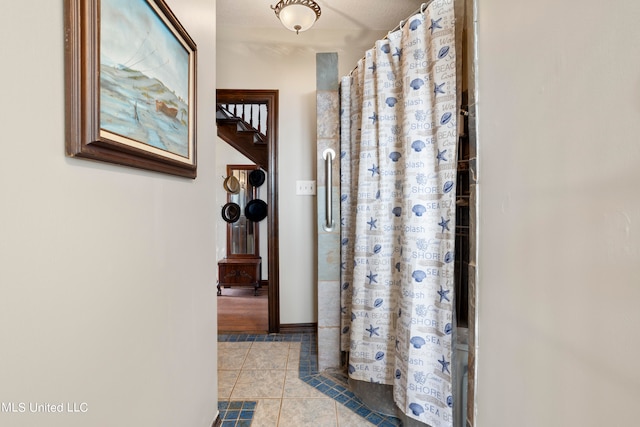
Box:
340, 1, 458, 425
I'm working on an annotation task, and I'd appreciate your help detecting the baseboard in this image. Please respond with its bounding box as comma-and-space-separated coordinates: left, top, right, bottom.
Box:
278, 322, 317, 334
212, 413, 221, 427
259, 279, 268, 288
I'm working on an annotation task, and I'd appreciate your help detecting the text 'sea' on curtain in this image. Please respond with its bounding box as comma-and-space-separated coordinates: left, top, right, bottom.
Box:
340, 0, 458, 425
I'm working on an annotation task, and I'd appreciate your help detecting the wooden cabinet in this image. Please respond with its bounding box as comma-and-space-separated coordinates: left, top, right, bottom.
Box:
217, 258, 261, 296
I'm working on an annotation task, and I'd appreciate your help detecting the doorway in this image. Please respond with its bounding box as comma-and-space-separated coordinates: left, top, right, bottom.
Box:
216, 89, 280, 334
218, 164, 269, 333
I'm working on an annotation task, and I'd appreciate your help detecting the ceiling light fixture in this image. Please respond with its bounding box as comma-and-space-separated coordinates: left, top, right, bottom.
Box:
271, 0, 321, 35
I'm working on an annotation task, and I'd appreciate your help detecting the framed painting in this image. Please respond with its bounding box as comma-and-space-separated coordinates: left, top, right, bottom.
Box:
65, 0, 197, 178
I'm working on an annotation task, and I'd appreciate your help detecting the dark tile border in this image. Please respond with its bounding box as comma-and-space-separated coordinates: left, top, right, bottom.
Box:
218, 400, 256, 427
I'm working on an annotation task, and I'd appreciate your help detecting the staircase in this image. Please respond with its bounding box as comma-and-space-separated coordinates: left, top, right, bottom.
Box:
216, 89, 277, 171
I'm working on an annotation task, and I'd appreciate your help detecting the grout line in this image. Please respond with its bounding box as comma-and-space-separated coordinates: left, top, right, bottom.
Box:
276, 395, 284, 427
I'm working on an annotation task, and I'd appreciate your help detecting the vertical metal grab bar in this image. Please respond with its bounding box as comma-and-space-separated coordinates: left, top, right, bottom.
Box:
322, 148, 335, 231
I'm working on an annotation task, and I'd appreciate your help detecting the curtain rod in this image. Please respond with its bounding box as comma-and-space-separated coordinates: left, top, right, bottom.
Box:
348, 1, 434, 77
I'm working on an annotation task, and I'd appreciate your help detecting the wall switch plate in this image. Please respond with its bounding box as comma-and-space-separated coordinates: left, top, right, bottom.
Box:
296, 180, 316, 195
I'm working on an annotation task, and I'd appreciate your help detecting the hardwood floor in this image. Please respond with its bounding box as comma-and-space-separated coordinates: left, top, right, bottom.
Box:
217, 286, 268, 333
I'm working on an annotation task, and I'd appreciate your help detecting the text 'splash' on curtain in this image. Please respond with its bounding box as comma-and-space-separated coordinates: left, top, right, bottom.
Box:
340, 1, 458, 426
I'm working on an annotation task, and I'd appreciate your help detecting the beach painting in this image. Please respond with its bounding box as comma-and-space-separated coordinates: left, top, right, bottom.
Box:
99, 0, 195, 162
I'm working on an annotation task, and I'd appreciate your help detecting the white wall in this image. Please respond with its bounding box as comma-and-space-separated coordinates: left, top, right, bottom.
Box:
216, 28, 386, 324
476, 1, 640, 426
0, 1, 217, 426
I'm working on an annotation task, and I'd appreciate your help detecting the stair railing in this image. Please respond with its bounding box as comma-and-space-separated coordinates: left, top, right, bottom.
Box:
217, 102, 268, 142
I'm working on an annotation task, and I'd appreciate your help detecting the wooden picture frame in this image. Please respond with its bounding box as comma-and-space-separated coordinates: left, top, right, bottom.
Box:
64, 0, 197, 178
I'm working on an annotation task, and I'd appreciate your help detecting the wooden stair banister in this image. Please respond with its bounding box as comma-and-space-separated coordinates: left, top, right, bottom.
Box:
216, 89, 277, 171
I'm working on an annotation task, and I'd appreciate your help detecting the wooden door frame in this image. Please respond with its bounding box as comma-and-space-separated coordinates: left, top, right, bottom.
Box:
265, 90, 279, 333
216, 89, 279, 333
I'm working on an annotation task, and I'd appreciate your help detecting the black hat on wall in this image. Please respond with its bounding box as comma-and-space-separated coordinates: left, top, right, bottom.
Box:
244, 199, 267, 222
248, 169, 265, 188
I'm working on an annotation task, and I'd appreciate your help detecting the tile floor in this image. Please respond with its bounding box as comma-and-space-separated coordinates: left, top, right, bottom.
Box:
218, 333, 402, 427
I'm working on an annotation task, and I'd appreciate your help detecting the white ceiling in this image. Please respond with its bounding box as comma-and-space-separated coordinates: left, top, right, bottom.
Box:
217, 0, 426, 32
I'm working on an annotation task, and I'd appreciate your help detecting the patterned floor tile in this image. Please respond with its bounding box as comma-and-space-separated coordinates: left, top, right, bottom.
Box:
230, 369, 286, 400
278, 397, 337, 427
217, 332, 401, 426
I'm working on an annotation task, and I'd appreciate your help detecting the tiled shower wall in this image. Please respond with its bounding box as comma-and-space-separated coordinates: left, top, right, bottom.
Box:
316, 52, 341, 371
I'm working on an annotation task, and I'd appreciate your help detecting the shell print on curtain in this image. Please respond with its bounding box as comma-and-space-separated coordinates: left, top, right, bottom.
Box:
340, 1, 457, 426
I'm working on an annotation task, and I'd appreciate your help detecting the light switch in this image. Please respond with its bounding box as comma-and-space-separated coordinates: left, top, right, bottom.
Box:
296, 180, 316, 195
